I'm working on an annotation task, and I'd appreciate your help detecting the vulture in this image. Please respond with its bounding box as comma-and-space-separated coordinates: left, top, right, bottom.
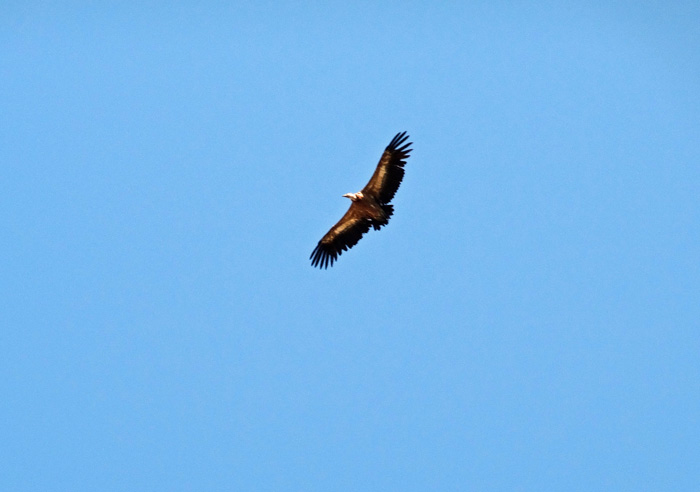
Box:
310, 131, 412, 268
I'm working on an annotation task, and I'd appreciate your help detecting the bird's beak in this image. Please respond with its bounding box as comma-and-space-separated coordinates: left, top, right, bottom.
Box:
342, 193, 351, 199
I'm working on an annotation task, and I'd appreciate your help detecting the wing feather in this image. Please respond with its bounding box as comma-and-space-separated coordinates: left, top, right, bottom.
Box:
310, 204, 372, 269
361, 131, 412, 204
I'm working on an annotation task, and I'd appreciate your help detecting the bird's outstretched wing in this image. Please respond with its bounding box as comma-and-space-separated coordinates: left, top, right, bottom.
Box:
361, 131, 412, 204
310, 204, 371, 269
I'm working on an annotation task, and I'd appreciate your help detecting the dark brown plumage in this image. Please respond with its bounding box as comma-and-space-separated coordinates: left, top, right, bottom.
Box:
310, 132, 412, 268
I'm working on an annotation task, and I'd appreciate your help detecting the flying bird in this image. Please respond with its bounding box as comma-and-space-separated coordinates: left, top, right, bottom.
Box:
310, 131, 412, 268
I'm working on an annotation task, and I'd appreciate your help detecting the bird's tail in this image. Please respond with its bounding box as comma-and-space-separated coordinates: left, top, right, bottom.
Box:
381, 204, 394, 219
372, 204, 394, 231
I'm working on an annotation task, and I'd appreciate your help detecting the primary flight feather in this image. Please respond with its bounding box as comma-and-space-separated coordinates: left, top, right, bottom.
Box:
310, 132, 412, 268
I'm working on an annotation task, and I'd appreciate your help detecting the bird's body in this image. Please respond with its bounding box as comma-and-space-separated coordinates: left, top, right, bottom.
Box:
310, 132, 412, 268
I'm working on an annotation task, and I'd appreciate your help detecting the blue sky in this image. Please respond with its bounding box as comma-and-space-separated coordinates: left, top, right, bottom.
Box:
2, 3, 699, 490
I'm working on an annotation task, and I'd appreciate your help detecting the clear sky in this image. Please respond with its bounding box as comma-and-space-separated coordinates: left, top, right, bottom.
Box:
2, 3, 699, 491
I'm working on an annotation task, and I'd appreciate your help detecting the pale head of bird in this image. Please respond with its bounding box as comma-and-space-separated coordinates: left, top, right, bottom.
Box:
342, 192, 363, 202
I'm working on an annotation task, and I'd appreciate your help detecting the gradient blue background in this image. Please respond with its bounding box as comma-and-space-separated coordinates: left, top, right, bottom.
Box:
2, 3, 699, 490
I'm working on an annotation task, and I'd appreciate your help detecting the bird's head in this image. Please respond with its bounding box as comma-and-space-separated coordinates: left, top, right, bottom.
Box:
342, 192, 363, 201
